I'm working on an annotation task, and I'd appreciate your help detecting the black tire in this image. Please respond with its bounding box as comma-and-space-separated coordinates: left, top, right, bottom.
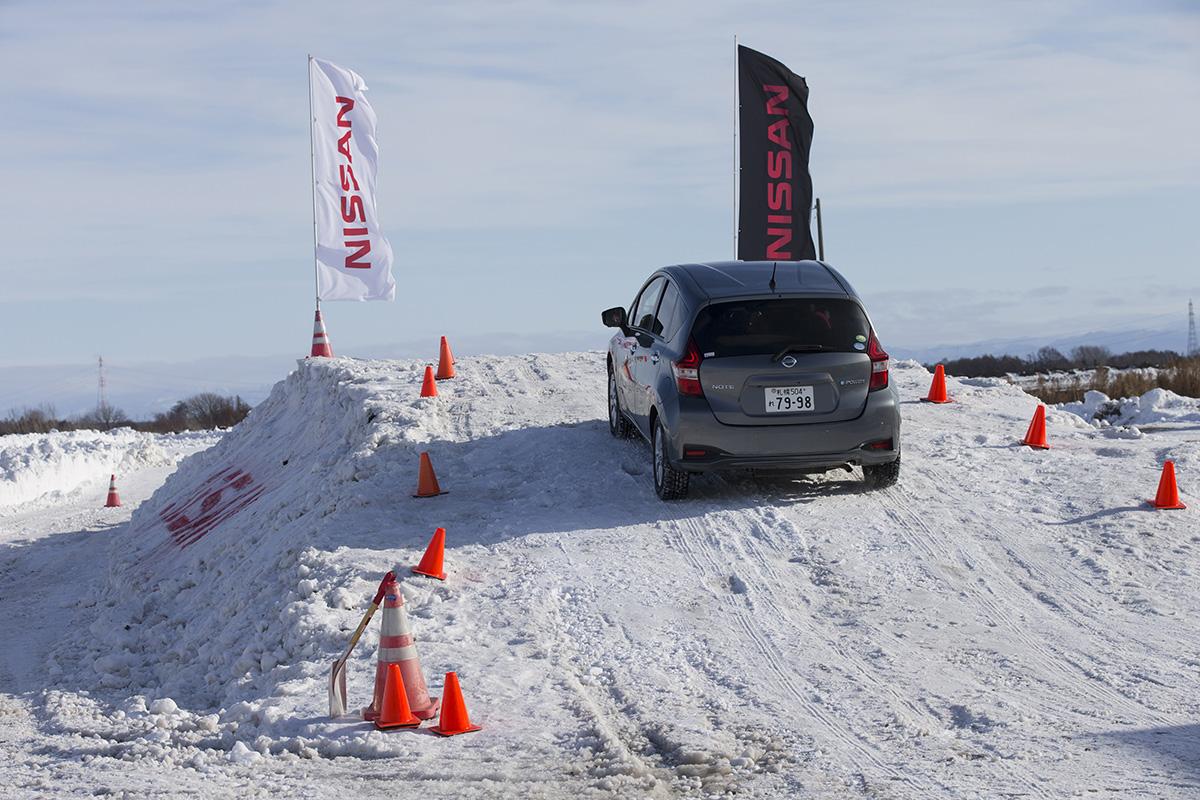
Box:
608, 367, 635, 439
863, 454, 901, 490
652, 418, 690, 500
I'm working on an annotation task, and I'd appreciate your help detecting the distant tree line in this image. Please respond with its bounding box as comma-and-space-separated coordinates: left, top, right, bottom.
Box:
932, 346, 1184, 379
0, 393, 251, 437
928, 346, 1200, 404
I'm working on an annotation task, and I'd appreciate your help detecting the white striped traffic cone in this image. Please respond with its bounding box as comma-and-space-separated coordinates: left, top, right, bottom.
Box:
310, 309, 333, 358
362, 576, 440, 721
104, 474, 121, 508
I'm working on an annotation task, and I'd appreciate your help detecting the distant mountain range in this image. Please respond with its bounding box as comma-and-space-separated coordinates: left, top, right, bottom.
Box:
889, 326, 1185, 365
3, 326, 1185, 419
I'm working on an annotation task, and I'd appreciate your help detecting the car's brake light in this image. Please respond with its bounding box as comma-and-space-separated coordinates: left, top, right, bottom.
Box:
867, 329, 889, 391
673, 338, 704, 397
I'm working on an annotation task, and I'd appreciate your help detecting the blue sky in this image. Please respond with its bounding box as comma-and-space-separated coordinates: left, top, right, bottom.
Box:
2, 0, 1198, 369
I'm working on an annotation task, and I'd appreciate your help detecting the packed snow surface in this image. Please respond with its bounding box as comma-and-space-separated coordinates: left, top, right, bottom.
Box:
2, 353, 1198, 798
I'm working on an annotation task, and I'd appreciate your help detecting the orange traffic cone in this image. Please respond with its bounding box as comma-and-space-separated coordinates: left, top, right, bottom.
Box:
362, 576, 440, 722
375, 664, 421, 729
1149, 461, 1186, 510
413, 452, 447, 498
310, 308, 333, 358
412, 527, 447, 581
420, 365, 439, 398
430, 672, 482, 736
104, 474, 121, 508
1022, 405, 1050, 449
922, 364, 951, 404
435, 336, 456, 380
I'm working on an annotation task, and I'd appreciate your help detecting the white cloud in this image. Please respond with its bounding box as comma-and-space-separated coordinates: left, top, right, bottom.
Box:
0, 0, 1196, 363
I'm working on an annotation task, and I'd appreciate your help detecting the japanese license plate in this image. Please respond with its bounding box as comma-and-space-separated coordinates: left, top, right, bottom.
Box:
764, 386, 815, 413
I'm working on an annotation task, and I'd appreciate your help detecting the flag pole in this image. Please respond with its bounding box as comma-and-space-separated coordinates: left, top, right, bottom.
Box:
307, 54, 320, 313
733, 34, 739, 261
815, 197, 825, 261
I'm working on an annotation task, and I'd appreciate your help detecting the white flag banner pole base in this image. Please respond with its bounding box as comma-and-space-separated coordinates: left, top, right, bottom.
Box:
310, 57, 396, 302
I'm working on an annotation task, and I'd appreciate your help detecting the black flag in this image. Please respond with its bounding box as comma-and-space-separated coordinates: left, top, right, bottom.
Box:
737, 45, 816, 262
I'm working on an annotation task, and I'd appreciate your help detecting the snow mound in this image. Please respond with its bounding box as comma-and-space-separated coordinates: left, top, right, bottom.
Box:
64, 353, 604, 713
0, 428, 214, 510
1058, 387, 1200, 427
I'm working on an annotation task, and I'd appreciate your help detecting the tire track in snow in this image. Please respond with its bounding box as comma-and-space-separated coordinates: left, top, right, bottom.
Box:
665, 508, 935, 797
730, 498, 1056, 800
875, 480, 1168, 728
534, 539, 701, 798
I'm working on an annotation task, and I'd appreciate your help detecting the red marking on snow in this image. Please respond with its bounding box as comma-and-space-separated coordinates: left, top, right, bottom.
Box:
156, 466, 265, 549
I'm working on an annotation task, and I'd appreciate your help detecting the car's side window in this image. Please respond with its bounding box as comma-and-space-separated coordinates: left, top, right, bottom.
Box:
631, 277, 665, 333
653, 281, 681, 340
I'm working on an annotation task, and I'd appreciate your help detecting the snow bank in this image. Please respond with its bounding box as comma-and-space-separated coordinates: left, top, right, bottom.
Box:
63, 353, 604, 724
1058, 387, 1200, 427
0, 428, 215, 510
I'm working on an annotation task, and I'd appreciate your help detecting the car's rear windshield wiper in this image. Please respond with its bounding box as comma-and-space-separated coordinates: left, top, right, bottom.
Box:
772, 343, 831, 361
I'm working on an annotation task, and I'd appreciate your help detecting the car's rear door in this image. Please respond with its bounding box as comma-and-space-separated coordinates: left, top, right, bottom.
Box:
694, 296, 874, 426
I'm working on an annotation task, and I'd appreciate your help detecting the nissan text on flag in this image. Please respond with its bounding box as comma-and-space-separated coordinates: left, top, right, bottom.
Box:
309, 57, 395, 304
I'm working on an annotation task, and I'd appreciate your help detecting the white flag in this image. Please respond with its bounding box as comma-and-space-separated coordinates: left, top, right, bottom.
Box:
310, 57, 395, 301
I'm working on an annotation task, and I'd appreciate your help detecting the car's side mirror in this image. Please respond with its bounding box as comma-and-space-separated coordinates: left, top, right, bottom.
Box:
601, 306, 628, 331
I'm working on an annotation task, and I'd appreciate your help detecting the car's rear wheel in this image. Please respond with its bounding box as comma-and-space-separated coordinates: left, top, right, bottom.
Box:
653, 418, 689, 500
863, 454, 900, 490
608, 368, 634, 438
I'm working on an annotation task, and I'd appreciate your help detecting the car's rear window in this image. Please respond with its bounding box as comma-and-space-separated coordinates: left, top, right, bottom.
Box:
690, 298, 869, 357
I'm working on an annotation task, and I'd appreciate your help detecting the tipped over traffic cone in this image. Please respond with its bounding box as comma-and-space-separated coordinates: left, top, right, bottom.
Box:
430, 672, 482, 736
435, 336, 456, 380
922, 364, 951, 404
420, 365, 439, 398
375, 664, 421, 729
412, 527, 447, 581
1022, 405, 1050, 449
363, 576, 440, 722
1149, 461, 1186, 510
413, 452, 447, 498
104, 474, 121, 508
310, 308, 333, 358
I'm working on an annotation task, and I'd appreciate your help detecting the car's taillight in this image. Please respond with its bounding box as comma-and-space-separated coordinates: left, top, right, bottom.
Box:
673, 338, 704, 397
867, 329, 889, 391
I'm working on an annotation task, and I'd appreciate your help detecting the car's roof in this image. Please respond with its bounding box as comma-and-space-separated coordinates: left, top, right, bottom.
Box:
662, 260, 856, 301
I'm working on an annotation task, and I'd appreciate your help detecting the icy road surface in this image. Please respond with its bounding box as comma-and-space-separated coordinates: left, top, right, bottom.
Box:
1, 354, 1198, 798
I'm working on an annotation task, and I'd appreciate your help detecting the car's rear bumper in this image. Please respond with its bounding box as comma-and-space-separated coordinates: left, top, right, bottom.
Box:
663, 387, 900, 473
677, 448, 898, 473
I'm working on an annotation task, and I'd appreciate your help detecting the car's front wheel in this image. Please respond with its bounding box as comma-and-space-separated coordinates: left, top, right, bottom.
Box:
863, 454, 900, 490
608, 367, 634, 438
652, 418, 689, 500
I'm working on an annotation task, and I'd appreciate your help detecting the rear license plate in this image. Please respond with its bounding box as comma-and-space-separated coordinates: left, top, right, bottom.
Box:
764, 386, 815, 413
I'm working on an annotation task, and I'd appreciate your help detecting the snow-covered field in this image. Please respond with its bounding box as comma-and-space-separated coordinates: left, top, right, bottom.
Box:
1006, 366, 1166, 392
2, 354, 1198, 798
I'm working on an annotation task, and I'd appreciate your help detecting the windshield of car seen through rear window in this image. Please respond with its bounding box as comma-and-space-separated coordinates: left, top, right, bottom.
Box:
690, 298, 870, 358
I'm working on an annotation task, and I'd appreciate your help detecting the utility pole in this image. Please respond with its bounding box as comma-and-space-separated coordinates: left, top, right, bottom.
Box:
1188, 299, 1198, 357
97, 356, 107, 412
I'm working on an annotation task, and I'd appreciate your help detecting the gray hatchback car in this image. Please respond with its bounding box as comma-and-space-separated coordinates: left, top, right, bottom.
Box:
602, 260, 901, 499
